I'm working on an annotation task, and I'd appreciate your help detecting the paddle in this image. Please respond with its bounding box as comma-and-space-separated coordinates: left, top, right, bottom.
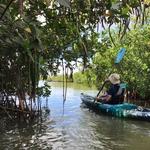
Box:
94, 48, 126, 102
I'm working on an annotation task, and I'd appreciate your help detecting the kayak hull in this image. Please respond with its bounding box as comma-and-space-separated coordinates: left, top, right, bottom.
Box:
81, 93, 150, 121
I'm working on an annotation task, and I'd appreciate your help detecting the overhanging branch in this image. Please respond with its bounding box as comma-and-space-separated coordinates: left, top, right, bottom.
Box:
0, 0, 14, 21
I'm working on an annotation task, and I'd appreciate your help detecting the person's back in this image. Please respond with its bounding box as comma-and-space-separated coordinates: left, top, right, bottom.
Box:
105, 83, 125, 104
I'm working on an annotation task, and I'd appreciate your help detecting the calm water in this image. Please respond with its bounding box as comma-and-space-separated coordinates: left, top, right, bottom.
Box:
0, 82, 150, 150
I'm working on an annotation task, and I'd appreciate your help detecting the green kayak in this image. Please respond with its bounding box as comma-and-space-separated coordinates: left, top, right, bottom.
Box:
81, 93, 150, 121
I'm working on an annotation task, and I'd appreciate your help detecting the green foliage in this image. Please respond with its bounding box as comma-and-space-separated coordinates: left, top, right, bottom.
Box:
37, 82, 51, 97
120, 25, 150, 99
74, 72, 88, 84
0, 0, 150, 102
74, 70, 96, 86
90, 25, 150, 100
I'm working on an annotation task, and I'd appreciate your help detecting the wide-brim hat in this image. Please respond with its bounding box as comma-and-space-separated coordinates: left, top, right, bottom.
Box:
108, 73, 120, 84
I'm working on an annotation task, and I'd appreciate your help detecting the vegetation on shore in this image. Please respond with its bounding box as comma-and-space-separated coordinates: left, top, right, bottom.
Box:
51, 25, 150, 101
0, 0, 150, 118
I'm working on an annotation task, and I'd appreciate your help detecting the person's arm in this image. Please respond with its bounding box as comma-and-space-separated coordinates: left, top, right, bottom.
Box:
105, 95, 112, 101
104, 84, 113, 102
96, 92, 110, 101
96, 94, 112, 102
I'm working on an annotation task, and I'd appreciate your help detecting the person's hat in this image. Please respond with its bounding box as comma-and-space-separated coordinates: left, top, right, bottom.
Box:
108, 73, 120, 84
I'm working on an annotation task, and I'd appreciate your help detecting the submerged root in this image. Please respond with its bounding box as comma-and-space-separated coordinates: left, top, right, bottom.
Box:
0, 95, 43, 122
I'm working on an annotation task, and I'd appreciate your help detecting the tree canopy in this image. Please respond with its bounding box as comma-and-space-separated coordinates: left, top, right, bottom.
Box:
0, 0, 150, 111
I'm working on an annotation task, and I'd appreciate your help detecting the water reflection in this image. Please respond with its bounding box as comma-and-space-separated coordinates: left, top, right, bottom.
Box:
0, 82, 150, 150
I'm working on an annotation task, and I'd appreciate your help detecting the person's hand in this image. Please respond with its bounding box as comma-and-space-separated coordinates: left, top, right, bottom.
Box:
96, 95, 105, 102
96, 96, 105, 103
96, 96, 101, 102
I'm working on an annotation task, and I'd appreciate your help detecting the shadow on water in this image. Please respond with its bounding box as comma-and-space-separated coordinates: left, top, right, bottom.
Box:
0, 109, 68, 150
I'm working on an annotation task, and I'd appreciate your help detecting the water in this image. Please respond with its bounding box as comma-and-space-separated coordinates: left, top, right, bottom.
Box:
0, 82, 150, 150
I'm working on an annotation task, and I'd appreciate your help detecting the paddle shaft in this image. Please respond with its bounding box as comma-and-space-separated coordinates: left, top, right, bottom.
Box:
96, 70, 113, 97
96, 81, 107, 97
93, 80, 107, 103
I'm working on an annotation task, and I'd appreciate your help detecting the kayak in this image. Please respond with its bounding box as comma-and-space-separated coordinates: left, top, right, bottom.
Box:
81, 93, 150, 122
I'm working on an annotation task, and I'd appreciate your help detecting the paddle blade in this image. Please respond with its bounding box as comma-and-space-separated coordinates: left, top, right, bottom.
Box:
115, 48, 126, 64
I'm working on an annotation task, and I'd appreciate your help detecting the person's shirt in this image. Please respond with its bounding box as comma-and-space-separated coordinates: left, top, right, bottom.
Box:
106, 83, 120, 104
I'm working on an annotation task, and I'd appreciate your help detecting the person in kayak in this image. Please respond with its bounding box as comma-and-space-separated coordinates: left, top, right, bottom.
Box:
96, 73, 124, 104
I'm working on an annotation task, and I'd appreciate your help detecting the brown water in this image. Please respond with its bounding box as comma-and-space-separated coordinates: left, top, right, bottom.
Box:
0, 82, 150, 150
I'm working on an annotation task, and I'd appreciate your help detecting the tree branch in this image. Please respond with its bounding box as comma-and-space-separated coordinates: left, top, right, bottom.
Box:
0, 0, 14, 21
